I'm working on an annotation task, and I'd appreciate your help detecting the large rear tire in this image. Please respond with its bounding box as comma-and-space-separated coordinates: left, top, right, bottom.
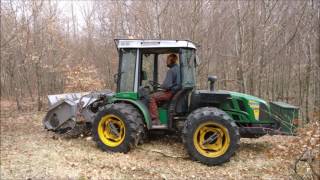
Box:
182, 107, 240, 165
92, 103, 145, 153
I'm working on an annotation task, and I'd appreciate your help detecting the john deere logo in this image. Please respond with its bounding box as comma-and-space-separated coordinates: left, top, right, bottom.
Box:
249, 100, 260, 120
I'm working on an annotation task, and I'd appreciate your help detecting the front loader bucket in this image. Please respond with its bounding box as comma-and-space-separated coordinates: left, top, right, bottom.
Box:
43, 92, 89, 132
43, 91, 114, 133
43, 99, 78, 132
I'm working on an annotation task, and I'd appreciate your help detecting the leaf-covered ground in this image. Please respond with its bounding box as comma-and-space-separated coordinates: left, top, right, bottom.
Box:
1, 109, 319, 179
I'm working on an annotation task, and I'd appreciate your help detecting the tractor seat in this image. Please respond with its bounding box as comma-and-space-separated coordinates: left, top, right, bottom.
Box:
157, 100, 171, 109
155, 86, 194, 110
157, 92, 175, 108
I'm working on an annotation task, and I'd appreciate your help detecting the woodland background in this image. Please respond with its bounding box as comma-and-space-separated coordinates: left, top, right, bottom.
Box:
1, 0, 319, 122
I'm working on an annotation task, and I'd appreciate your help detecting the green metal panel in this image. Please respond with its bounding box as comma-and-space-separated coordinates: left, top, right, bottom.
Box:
115, 92, 139, 100
228, 91, 269, 105
220, 91, 273, 124
158, 107, 168, 124
219, 96, 255, 123
270, 102, 299, 134
111, 97, 152, 129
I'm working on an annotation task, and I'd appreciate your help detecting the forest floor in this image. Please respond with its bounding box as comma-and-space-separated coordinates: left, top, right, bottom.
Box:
0, 100, 319, 180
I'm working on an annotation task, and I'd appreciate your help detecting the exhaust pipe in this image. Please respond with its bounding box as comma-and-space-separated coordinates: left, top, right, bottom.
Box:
208, 76, 217, 91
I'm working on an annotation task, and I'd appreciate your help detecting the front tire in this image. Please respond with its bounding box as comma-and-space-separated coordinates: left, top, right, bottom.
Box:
92, 103, 145, 153
182, 107, 240, 165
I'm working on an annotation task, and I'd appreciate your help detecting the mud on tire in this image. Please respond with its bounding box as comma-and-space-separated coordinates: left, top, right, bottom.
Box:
182, 107, 240, 166
92, 103, 145, 153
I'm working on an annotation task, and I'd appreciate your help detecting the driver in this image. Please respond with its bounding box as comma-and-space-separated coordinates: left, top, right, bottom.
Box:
149, 54, 181, 125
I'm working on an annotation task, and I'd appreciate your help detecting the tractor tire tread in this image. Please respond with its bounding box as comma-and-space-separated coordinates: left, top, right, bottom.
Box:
182, 107, 240, 166
92, 103, 145, 153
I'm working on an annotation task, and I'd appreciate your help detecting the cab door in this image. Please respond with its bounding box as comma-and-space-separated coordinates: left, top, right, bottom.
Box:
180, 48, 197, 89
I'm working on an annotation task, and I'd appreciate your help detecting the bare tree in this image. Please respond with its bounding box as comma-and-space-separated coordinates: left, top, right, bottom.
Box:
1, 0, 319, 121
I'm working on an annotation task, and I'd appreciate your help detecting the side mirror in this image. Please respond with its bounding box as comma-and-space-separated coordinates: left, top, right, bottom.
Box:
141, 70, 147, 81
113, 73, 118, 83
208, 75, 218, 91
195, 55, 201, 66
113, 72, 124, 84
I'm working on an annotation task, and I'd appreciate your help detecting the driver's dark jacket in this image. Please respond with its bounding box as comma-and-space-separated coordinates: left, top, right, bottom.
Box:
160, 64, 181, 93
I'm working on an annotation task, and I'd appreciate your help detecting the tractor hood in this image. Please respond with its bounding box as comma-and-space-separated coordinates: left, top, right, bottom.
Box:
224, 91, 269, 107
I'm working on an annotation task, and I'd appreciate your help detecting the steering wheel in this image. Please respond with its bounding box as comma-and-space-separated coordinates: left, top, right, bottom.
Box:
148, 80, 161, 89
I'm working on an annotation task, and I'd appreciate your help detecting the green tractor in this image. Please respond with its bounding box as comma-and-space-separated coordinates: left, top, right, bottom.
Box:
43, 39, 299, 165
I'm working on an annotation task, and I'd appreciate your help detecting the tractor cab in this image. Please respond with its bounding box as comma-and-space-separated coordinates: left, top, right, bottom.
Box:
114, 39, 199, 128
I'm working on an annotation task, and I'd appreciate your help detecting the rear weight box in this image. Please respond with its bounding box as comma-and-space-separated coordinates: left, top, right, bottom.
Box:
270, 102, 299, 135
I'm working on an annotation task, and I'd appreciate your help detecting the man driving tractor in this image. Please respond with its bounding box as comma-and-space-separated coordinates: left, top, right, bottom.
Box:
148, 54, 181, 125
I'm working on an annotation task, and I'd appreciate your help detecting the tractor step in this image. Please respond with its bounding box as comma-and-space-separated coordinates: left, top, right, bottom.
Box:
151, 124, 168, 129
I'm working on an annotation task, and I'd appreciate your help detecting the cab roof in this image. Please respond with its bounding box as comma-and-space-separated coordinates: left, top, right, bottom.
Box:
114, 39, 197, 49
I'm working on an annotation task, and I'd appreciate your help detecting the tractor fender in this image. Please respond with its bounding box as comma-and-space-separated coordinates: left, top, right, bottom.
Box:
113, 98, 152, 129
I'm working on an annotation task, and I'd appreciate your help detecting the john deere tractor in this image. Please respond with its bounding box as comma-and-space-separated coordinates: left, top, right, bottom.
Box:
43, 39, 299, 165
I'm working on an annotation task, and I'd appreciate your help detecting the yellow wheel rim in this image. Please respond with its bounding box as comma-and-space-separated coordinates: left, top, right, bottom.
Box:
193, 122, 230, 158
98, 114, 126, 147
